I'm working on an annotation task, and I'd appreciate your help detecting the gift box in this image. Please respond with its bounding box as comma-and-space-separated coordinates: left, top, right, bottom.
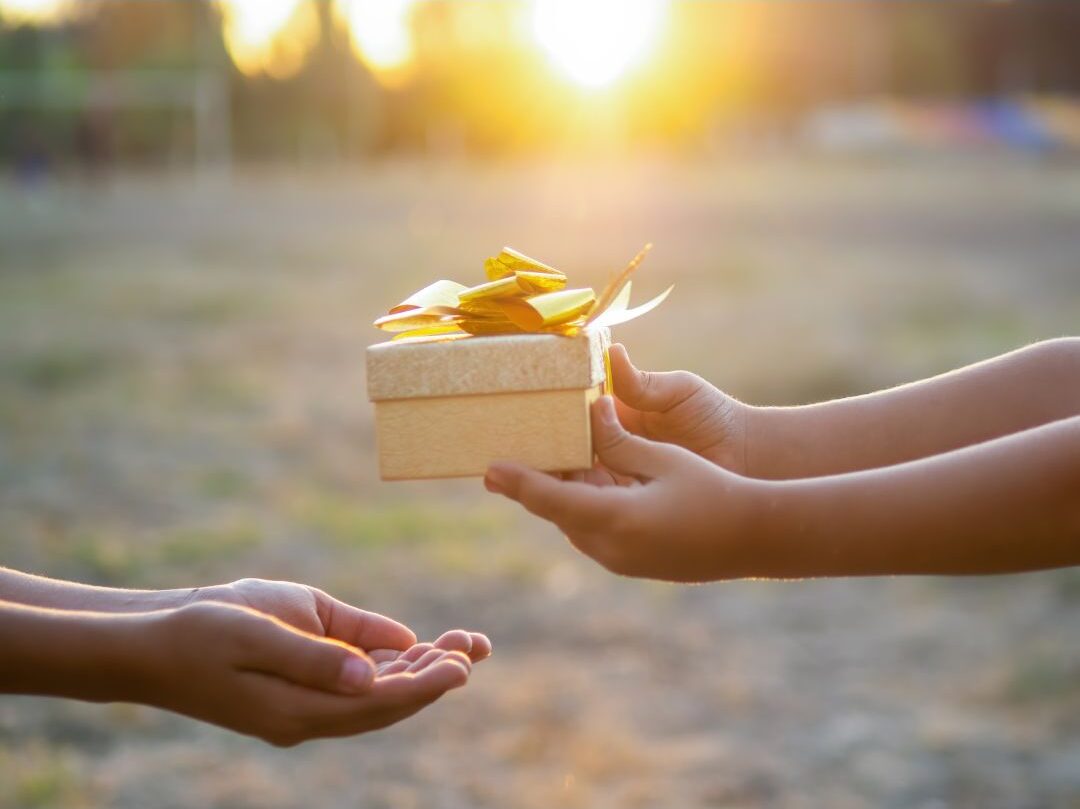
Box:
367, 246, 669, 481
367, 327, 610, 480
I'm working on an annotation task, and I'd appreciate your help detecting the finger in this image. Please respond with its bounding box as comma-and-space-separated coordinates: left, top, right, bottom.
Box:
323, 659, 471, 736
467, 632, 492, 661
612, 395, 646, 436
609, 343, 698, 413
485, 461, 620, 534
433, 630, 473, 655
398, 656, 471, 693
591, 396, 681, 479
398, 642, 435, 663
376, 659, 411, 676
580, 463, 629, 487
242, 656, 470, 742
367, 649, 402, 665
240, 617, 375, 696
318, 595, 417, 652
407, 648, 454, 673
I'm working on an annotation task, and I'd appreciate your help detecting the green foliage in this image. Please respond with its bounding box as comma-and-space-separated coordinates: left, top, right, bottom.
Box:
0, 743, 87, 809
197, 467, 251, 500
157, 520, 261, 567
6, 347, 115, 395
291, 492, 508, 550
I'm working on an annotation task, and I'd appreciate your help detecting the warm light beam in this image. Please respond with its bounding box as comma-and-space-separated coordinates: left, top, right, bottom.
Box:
219, 0, 319, 79
337, 0, 417, 79
530, 0, 667, 89
0, 0, 68, 23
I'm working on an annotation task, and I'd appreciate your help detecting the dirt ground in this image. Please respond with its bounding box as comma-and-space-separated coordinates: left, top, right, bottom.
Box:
1, 155, 1079, 808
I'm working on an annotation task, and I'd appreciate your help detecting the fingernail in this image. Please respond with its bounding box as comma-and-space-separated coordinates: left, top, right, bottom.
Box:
339, 656, 374, 692
484, 465, 507, 494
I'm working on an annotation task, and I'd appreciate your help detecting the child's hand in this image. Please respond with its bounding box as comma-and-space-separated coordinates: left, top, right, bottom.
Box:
608, 344, 748, 474
484, 396, 763, 582
191, 578, 491, 665
143, 600, 479, 746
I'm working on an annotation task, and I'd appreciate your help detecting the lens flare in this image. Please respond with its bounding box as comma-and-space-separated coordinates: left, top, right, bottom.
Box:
530, 0, 667, 89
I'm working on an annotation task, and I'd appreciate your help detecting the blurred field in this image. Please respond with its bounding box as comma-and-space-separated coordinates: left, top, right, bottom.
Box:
1, 155, 1080, 809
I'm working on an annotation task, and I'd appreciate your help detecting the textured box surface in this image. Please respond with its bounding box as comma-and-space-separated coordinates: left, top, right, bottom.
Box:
367, 329, 609, 480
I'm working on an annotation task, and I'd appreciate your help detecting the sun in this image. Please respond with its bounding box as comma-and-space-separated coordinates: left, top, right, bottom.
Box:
336, 0, 417, 77
530, 0, 667, 90
219, 0, 319, 79
0, 0, 67, 23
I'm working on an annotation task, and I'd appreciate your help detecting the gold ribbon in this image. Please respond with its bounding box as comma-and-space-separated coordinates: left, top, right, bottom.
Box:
373, 244, 672, 342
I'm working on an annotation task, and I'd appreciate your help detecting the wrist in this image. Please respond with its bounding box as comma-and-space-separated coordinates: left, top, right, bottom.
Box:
707, 398, 755, 476
740, 404, 774, 479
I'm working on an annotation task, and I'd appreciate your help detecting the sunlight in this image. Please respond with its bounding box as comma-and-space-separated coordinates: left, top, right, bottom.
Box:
219, 0, 319, 79
530, 0, 668, 89
0, 0, 67, 23
336, 0, 417, 80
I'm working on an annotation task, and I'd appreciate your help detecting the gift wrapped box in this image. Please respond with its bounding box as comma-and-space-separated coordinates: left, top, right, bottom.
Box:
366, 246, 668, 481
367, 327, 610, 480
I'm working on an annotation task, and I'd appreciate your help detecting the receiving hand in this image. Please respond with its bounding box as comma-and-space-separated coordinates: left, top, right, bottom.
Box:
484, 396, 762, 582
191, 578, 490, 664
143, 598, 488, 746
608, 343, 748, 473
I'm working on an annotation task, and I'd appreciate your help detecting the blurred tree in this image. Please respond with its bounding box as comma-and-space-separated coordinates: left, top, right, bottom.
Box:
3, 0, 1080, 162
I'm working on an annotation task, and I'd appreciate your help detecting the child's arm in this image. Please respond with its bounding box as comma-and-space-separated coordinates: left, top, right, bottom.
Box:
0, 569, 490, 662
748, 337, 1080, 478
0, 567, 195, 612
485, 397, 1080, 581
610, 338, 1080, 479
0, 598, 476, 746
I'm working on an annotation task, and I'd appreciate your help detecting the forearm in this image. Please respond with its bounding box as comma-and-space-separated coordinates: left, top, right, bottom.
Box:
747, 337, 1080, 478
0, 568, 195, 613
753, 414, 1080, 577
0, 600, 155, 701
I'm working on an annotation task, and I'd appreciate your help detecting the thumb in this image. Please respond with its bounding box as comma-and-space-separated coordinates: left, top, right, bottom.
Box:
609, 343, 701, 413
592, 395, 679, 479
242, 615, 375, 695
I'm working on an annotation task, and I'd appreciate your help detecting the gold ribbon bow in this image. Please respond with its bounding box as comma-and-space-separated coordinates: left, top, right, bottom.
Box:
374, 244, 672, 342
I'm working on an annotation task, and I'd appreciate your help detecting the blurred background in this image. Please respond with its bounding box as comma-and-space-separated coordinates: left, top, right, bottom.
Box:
1, 2, 1079, 808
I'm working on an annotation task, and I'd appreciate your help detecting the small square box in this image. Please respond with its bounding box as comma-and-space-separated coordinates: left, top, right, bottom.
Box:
367, 327, 610, 480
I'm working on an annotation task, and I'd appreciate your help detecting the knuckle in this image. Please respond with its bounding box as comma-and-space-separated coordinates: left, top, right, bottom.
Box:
638, 368, 656, 396
670, 370, 699, 389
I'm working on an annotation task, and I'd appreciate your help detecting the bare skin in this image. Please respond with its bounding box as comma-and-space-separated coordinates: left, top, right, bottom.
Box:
0, 570, 490, 746
484, 339, 1080, 582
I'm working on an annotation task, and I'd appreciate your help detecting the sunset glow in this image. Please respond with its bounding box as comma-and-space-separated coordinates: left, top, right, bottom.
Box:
219, 0, 319, 79
336, 0, 418, 78
530, 0, 667, 89
0, 0, 66, 23
0, 0, 670, 93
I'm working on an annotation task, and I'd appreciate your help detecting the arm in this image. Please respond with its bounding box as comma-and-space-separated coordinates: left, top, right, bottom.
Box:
0, 600, 152, 701
757, 415, 1080, 576
0, 570, 490, 662
0, 568, 193, 613
748, 337, 1080, 478
485, 397, 1080, 581
0, 598, 481, 746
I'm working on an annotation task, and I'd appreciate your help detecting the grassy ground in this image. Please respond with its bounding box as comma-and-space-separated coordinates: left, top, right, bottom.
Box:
1, 155, 1079, 808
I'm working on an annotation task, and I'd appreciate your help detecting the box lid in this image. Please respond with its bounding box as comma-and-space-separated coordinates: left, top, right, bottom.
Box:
367, 327, 609, 401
